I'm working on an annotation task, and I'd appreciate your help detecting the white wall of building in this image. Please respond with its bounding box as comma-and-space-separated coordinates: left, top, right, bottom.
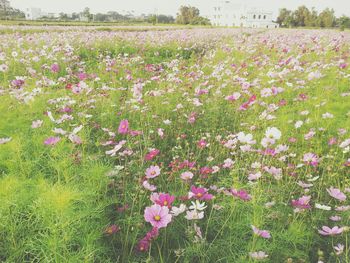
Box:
25, 7, 43, 20
211, 0, 279, 28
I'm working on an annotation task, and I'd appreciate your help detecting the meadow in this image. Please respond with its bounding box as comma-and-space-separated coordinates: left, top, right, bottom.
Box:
0, 26, 349, 262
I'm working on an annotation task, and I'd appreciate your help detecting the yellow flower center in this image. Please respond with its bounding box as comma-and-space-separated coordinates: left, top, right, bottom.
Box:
163, 201, 168, 206
197, 193, 203, 198
154, 215, 161, 221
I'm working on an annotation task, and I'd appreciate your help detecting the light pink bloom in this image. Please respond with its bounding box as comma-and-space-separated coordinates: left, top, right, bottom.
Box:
251, 225, 271, 239
144, 204, 172, 229
327, 187, 346, 202
334, 243, 344, 255
145, 165, 161, 179
181, 171, 194, 181
31, 120, 43, 129
142, 180, 157, 191
249, 251, 268, 260
318, 226, 343, 236
44, 137, 60, 146
303, 153, 319, 166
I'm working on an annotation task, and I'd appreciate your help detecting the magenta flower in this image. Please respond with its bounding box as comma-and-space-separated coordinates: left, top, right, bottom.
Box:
144, 204, 172, 229
251, 225, 271, 239
50, 63, 60, 73
136, 238, 150, 252
231, 189, 251, 201
118, 119, 129, 134
318, 226, 343, 236
327, 187, 346, 202
154, 193, 175, 208
291, 195, 311, 210
189, 186, 213, 200
44, 137, 60, 146
145, 165, 161, 179
144, 149, 160, 161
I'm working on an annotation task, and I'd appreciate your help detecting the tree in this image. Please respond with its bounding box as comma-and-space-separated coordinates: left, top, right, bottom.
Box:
176, 5, 209, 25
293, 5, 311, 27
318, 8, 336, 28
277, 8, 292, 27
337, 15, 350, 29
305, 8, 318, 27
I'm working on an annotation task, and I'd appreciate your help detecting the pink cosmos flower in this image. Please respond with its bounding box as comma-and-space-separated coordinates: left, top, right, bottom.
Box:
291, 195, 311, 210
118, 119, 129, 134
144, 204, 172, 229
334, 243, 344, 255
145, 165, 161, 179
327, 187, 346, 202
251, 225, 271, 239
189, 186, 213, 200
231, 189, 251, 201
154, 193, 175, 208
303, 153, 319, 167
318, 226, 343, 236
180, 171, 194, 181
50, 63, 60, 73
144, 149, 160, 161
197, 139, 207, 149
44, 137, 60, 146
142, 180, 157, 191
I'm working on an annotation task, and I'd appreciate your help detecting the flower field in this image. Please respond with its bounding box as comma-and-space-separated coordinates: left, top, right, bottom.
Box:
0, 27, 350, 262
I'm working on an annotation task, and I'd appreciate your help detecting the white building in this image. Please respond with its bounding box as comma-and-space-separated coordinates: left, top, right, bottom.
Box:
211, 0, 279, 28
25, 7, 43, 20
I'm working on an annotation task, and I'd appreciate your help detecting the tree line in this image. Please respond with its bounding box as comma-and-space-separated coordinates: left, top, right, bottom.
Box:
277, 6, 350, 29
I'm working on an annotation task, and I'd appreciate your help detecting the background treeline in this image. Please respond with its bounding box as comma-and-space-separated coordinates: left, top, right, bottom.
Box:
277, 6, 350, 29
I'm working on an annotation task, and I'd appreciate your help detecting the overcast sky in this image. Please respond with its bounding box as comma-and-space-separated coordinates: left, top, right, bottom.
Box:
10, 0, 350, 17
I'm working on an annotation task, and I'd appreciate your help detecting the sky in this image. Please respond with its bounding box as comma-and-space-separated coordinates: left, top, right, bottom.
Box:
10, 0, 350, 18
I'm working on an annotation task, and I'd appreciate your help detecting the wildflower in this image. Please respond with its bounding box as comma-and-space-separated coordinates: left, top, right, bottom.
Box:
180, 171, 194, 181
249, 251, 268, 260
142, 180, 157, 191
50, 63, 60, 73
44, 137, 60, 146
154, 193, 175, 208
144, 149, 160, 161
327, 187, 346, 202
334, 244, 344, 255
136, 238, 150, 252
265, 127, 281, 140
105, 140, 126, 156
145, 165, 161, 179
291, 196, 311, 210
197, 139, 207, 148
318, 226, 343, 236
329, 216, 341, 221
231, 189, 251, 201
251, 225, 271, 239
0, 137, 11, 145
185, 210, 204, 220
144, 204, 172, 229
315, 204, 331, 211
189, 200, 207, 211
118, 119, 129, 134
189, 186, 213, 200
171, 204, 186, 216
104, 224, 120, 235
303, 153, 319, 167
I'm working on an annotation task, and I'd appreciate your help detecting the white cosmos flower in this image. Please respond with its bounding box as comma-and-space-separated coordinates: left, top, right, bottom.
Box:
265, 127, 281, 140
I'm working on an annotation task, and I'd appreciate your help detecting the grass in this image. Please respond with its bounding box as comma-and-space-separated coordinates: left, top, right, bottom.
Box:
0, 27, 349, 262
